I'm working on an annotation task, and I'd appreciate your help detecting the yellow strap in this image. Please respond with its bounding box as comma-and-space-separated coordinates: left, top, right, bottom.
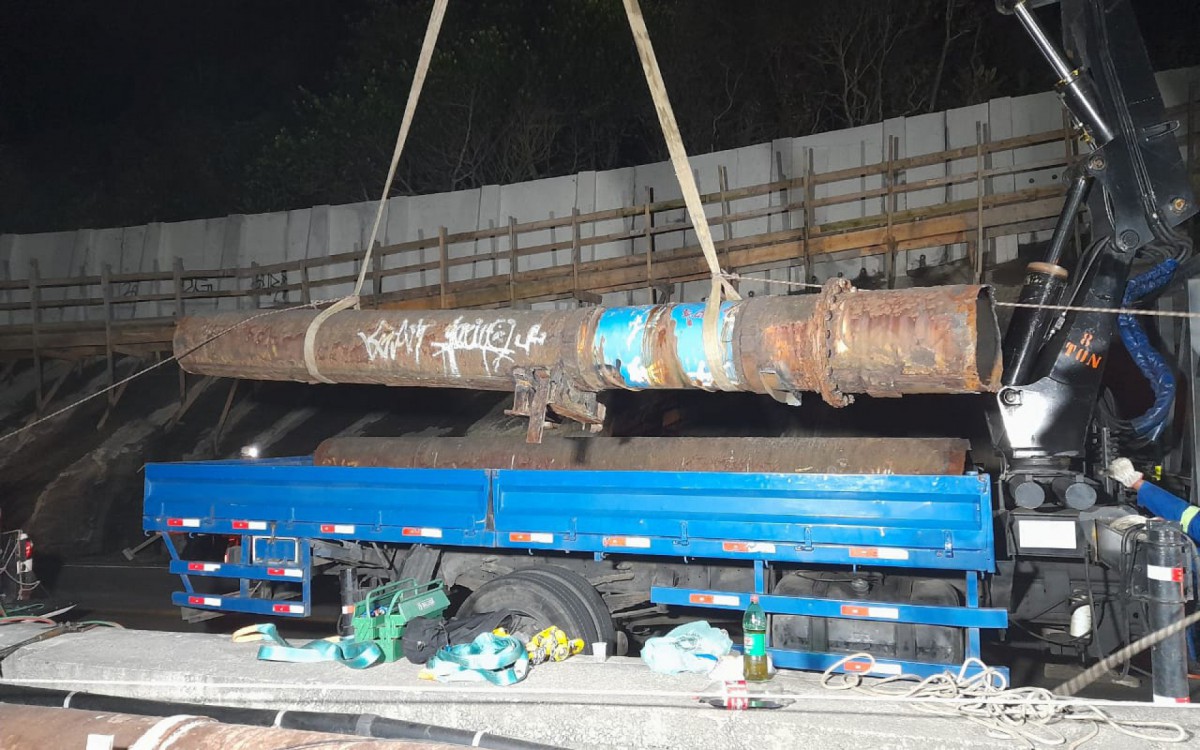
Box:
1180, 505, 1199, 534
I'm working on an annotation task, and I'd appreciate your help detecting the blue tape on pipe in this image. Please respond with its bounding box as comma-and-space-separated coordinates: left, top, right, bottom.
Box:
592, 302, 738, 389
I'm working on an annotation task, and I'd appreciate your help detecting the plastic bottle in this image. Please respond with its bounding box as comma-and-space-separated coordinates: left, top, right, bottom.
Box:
742, 594, 770, 681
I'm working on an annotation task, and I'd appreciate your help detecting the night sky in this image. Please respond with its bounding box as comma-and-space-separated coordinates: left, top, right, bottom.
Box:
2, 0, 1198, 234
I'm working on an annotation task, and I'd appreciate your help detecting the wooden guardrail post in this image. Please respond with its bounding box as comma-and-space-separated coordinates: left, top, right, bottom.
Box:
570, 208, 581, 299
507, 217, 518, 307
802, 148, 815, 286
300, 263, 311, 305
372, 241, 384, 303
884, 136, 898, 289
249, 261, 262, 309
718, 165, 734, 274
28, 259, 43, 413
643, 187, 655, 300
974, 123, 987, 283
101, 263, 115, 403
173, 257, 186, 402
438, 227, 449, 309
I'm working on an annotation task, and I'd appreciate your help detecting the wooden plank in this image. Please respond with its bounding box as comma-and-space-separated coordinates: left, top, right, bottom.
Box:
382, 195, 1065, 310
438, 226, 448, 309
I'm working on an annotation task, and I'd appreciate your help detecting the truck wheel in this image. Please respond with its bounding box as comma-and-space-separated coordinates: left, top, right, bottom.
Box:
511, 567, 618, 654
457, 570, 604, 654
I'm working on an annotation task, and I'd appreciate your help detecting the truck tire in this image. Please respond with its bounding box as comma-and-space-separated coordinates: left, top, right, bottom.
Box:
457, 570, 603, 654
510, 566, 618, 653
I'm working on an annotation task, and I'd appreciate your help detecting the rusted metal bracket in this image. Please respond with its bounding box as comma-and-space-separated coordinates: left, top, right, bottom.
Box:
814, 278, 854, 408
507, 367, 606, 444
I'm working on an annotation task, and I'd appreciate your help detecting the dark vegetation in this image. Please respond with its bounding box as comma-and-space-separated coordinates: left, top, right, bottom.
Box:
2, 0, 1197, 233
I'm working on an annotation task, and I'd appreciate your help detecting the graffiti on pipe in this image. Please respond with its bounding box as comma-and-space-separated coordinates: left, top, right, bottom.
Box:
431, 317, 547, 377
357, 319, 432, 363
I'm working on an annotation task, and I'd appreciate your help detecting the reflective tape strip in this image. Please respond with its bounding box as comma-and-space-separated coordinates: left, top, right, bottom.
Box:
167, 518, 200, 528
849, 547, 909, 561
272, 603, 305, 614
188, 596, 222, 607
1153, 694, 1191, 705
844, 660, 902, 676
509, 532, 554, 544
342, 605, 355, 615
187, 562, 221, 573
840, 605, 900, 620
689, 593, 741, 607
402, 527, 443, 538
320, 524, 355, 534
1181, 506, 1199, 534
16, 559, 33, 574
267, 568, 304, 579
1147, 564, 1184, 583
233, 520, 268, 531
722, 541, 777, 554
603, 536, 651, 548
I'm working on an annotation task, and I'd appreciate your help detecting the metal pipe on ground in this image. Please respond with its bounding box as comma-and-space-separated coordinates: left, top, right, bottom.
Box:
0, 703, 459, 750
0, 685, 563, 750
313, 436, 970, 476
175, 281, 1001, 440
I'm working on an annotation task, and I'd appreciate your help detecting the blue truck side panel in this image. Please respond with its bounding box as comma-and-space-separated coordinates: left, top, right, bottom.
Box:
143, 458, 1002, 677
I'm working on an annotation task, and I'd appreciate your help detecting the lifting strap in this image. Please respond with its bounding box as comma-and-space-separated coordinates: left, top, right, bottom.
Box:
302, 0, 450, 384
422, 632, 530, 685
622, 0, 741, 392
232, 623, 384, 670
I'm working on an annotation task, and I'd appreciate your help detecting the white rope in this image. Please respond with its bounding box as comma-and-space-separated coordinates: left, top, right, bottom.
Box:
0, 298, 340, 444
729, 273, 1200, 319
820, 653, 1189, 750
301, 0, 449, 384
4, 675, 1197, 710
622, 0, 740, 392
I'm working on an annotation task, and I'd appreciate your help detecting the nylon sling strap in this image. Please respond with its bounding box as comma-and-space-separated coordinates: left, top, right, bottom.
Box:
423, 632, 529, 686
622, 0, 741, 392
232, 623, 384, 670
302, 0, 449, 384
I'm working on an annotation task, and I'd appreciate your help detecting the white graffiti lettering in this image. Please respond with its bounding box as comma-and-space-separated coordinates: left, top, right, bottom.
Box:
356, 319, 431, 363
431, 318, 548, 377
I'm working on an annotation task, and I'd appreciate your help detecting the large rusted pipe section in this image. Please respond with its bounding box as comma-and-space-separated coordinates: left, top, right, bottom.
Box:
314, 436, 970, 475
0, 704, 456, 750
175, 281, 1001, 430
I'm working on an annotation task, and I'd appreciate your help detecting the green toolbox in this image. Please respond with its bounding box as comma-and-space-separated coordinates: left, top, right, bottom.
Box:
351, 578, 450, 662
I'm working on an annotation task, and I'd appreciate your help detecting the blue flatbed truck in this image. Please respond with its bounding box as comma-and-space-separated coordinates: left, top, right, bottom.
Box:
144, 457, 1008, 679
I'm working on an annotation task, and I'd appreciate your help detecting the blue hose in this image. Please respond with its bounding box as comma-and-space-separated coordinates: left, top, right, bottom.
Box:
1117, 259, 1178, 439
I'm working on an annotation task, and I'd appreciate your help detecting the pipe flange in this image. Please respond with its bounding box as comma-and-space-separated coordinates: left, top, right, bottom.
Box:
815, 278, 854, 407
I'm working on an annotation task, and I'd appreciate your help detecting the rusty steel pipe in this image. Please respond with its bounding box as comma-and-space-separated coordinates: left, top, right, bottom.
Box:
314, 435, 970, 475
175, 281, 1001, 411
0, 704, 457, 750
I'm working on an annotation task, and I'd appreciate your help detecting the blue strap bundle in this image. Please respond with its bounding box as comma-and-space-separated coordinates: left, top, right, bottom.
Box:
233, 623, 384, 669
423, 632, 529, 685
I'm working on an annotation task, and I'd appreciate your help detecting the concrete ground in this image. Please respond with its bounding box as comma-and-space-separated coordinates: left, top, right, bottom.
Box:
1, 623, 1197, 750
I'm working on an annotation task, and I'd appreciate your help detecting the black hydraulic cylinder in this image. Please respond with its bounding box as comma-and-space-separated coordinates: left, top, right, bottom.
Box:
1001, 262, 1069, 386
1144, 519, 1190, 704
1000, 174, 1088, 386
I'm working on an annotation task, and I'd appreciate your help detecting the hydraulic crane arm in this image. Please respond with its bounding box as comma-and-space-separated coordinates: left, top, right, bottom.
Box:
990, 1, 1194, 497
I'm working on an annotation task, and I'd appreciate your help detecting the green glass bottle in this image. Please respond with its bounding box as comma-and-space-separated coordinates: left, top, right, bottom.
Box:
742, 594, 770, 681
